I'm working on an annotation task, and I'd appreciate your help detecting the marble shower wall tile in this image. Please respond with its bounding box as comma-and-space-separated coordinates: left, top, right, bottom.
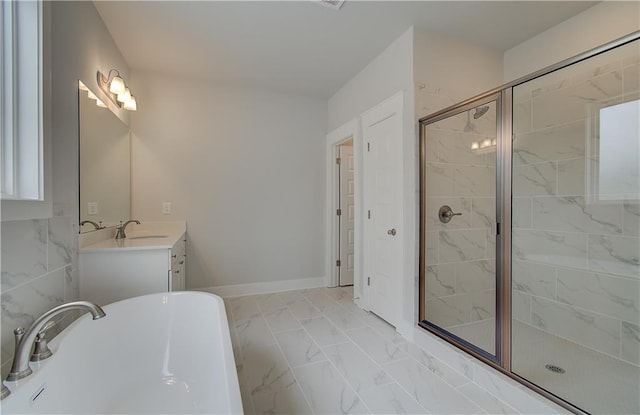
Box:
454, 166, 496, 197
532, 196, 623, 235
455, 260, 494, 293
425, 264, 455, 298
425, 294, 472, 328
513, 162, 556, 196
512, 229, 588, 270
439, 229, 486, 263
48, 216, 75, 271
621, 321, 639, 365
432, 129, 489, 166
531, 296, 620, 357
588, 234, 640, 278
426, 162, 455, 197
425, 231, 439, 265
531, 70, 622, 130
512, 291, 532, 324
513, 120, 586, 166
512, 260, 556, 300
1, 219, 47, 290
470, 290, 495, 321
512, 197, 532, 228
556, 158, 599, 196
471, 197, 495, 228
557, 268, 639, 323
623, 199, 640, 236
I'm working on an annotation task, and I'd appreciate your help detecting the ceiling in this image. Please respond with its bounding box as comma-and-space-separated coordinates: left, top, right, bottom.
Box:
95, 1, 597, 98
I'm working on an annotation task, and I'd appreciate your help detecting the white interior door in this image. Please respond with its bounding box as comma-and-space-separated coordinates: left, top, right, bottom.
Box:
363, 93, 403, 326
339, 142, 355, 286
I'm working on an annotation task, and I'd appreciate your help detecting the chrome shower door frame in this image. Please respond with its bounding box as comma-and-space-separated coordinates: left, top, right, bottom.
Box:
418, 30, 640, 415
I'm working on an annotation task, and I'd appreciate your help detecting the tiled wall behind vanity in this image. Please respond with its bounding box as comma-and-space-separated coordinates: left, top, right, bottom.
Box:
0, 217, 79, 376
511, 43, 640, 366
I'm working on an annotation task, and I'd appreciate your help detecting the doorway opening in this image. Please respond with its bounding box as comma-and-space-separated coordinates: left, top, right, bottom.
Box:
336, 139, 355, 287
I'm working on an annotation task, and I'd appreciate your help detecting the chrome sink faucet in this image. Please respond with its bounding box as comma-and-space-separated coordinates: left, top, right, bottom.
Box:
80, 220, 105, 230
6, 301, 106, 382
115, 219, 141, 239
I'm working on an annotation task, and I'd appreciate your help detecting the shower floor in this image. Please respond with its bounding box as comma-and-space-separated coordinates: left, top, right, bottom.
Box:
446, 319, 640, 414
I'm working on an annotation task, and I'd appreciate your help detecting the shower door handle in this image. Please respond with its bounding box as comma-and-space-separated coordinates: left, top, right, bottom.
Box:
387, 228, 396, 236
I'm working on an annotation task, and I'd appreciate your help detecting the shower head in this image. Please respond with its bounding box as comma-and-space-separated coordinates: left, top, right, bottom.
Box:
473, 106, 490, 119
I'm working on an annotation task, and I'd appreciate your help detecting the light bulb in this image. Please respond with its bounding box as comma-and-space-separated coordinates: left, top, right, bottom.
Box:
482, 139, 491, 148
471, 142, 479, 150
109, 76, 126, 94
96, 99, 107, 108
123, 96, 137, 111
117, 88, 131, 103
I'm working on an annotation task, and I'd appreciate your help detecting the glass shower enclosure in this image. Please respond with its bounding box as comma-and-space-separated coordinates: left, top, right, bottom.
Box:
419, 33, 639, 414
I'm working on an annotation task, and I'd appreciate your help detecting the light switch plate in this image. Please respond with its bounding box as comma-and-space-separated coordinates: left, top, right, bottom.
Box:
88, 202, 98, 215
162, 202, 172, 215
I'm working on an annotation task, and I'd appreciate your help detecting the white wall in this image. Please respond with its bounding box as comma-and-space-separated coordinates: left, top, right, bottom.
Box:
328, 28, 414, 132
50, 1, 131, 220
130, 71, 327, 290
327, 27, 416, 335
504, 1, 640, 82
414, 29, 503, 119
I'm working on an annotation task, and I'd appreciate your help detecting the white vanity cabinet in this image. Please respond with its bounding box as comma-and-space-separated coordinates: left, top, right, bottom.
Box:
79, 223, 187, 306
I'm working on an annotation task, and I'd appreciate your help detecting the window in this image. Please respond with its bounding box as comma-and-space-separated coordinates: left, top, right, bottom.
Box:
1, 0, 43, 200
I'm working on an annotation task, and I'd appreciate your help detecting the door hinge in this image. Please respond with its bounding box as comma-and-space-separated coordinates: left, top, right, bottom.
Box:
367, 210, 371, 219
336, 157, 341, 165
337, 208, 342, 216
367, 277, 371, 286
367, 142, 370, 152
336, 259, 342, 267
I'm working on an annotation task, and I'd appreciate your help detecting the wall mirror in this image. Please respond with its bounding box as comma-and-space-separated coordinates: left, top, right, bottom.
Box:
78, 80, 131, 233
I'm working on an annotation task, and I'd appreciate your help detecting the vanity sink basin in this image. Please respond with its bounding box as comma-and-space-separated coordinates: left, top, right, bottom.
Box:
128, 234, 169, 239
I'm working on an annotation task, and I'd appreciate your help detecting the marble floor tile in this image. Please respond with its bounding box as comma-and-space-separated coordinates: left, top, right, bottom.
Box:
230, 295, 261, 321
323, 341, 394, 393
322, 305, 367, 331
346, 326, 408, 364
400, 342, 471, 388
358, 383, 427, 415
275, 328, 325, 368
300, 316, 349, 346
286, 299, 323, 320
223, 287, 567, 415
242, 344, 296, 397
263, 307, 302, 333
235, 315, 276, 350
383, 358, 480, 414
457, 383, 518, 415
293, 361, 369, 414
251, 380, 312, 415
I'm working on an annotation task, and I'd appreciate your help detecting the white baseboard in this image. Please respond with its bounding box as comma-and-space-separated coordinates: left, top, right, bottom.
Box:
195, 276, 326, 298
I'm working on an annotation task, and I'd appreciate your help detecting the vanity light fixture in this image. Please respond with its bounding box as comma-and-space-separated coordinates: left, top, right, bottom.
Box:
97, 69, 137, 111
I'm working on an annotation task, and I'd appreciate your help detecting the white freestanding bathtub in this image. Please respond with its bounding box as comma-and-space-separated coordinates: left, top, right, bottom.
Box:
1, 292, 242, 414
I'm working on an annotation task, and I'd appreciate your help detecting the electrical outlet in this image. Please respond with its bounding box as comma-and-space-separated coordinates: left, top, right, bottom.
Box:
88, 202, 98, 215
162, 202, 172, 215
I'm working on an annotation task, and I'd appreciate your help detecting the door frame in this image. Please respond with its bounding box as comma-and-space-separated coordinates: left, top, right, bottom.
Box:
361, 91, 404, 324
325, 119, 363, 298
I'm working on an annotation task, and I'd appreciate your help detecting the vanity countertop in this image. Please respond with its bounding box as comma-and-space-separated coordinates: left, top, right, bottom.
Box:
79, 221, 186, 253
